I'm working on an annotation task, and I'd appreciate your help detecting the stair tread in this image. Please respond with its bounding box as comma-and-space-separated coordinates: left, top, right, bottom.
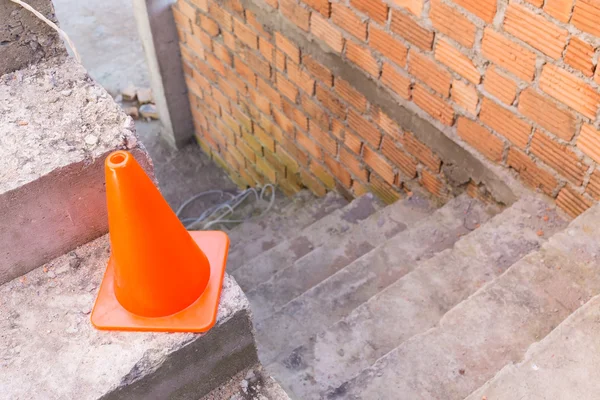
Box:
332, 203, 600, 400
227, 191, 347, 271
466, 293, 600, 400
245, 192, 436, 319
231, 193, 387, 292
270, 196, 568, 399
256, 195, 497, 366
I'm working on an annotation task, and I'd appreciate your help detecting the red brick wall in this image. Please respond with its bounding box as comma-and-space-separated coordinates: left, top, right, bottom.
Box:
173, 0, 600, 216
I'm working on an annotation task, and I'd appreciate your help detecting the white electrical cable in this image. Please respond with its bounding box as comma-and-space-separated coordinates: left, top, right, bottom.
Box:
10, 0, 82, 63
176, 185, 276, 230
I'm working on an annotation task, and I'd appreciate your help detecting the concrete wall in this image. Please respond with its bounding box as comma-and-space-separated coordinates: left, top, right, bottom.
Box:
172, 0, 600, 216
0, 0, 66, 75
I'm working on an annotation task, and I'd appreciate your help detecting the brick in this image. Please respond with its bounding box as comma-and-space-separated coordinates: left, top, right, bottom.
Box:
223, 0, 244, 17
335, 78, 368, 112
332, 3, 367, 41
213, 41, 232, 66
503, 3, 568, 59
412, 84, 454, 126
248, 87, 270, 115
309, 122, 338, 155
420, 169, 445, 197
246, 11, 272, 40
272, 107, 295, 135
324, 155, 352, 187
572, 0, 600, 37
540, 64, 600, 119
481, 28, 536, 81
280, 135, 309, 166
280, 0, 310, 31
177, 0, 197, 22
186, 35, 206, 60
340, 146, 369, 180
256, 156, 277, 182
381, 63, 411, 100
311, 13, 345, 53
435, 38, 480, 84
522, 0, 543, 7
234, 57, 256, 86
275, 33, 300, 64
316, 84, 347, 119
286, 61, 315, 94
217, 76, 238, 102
233, 19, 258, 49
564, 37, 595, 77
556, 186, 592, 217
243, 50, 271, 79
251, 124, 274, 152
275, 50, 286, 71
259, 113, 285, 143
388, 0, 423, 15
350, 0, 389, 24
301, 169, 328, 196
199, 15, 220, 36
301, 94, 330, 129
429, 0, 476, 48
263, 0, 278, 8
257, 77, 282, 109
303, 55, 333, 86
276, 146, 300, 174
222, 30, 236, 51
408, 50, 452, 97
212, 87, 231, 114
209, 3, 233, 31
348, 109, 382, 147
331, 118, 345, 140
363, 145, 395, 184
207, 52, 227, 77
369, 26, 408, 67
369, 174, 401, 204
303, 0, 331, 16
390, 10, 434, 51
381, 137, 418, 178
506, 148, 558, 196
222, 111, 241, 135
402, 132, 441, 172
586, 169, 600, 199
259, 38, 275, 64
452, 0, 496, 22
544, 0, 574, 22
577, 123, 600, 164
456, 117, 504, 162
483, 66, 517, 105
531, 130, 587, 185
282, 100, 309, 130
296, 129, 323, 158
370, 107, 402, 140
451, 79, 478, 115
232, 106, 253, 132
173, 3, 193, 31
518, 88, 576, 141
480, 97, 531, 149
310, 161, 336, 188
344, 130, 363, 154
264, 148, 287, 177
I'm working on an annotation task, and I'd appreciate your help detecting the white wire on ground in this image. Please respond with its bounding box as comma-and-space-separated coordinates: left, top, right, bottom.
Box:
10, 0, 82, 63
176, 185, 276, 230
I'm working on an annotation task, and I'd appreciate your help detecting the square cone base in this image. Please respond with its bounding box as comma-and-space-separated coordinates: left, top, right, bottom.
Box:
91, 231, 229, 332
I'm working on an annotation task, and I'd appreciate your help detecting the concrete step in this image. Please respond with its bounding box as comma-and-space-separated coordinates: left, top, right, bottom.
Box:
270, 196, 568, 399
256, 195, 498, 366
246, 192, 436, 321
0, 55, 150, 285
330, 203, 600, 400
231, 193, 388, 292
0, 235, 258, 400
226, 191, 347, 271
466, 293, 600, 400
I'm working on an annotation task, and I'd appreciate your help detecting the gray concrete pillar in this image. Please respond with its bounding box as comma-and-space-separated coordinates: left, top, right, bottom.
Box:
132, 0, 194, 148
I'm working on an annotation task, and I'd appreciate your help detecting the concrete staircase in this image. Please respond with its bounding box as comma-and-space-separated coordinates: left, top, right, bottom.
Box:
219, 186, 600, 400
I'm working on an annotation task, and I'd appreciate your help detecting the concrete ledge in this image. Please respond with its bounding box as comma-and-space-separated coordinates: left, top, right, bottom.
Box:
0, 56, 152, 284
202, 363, 290, 400
0, 235, 258, 400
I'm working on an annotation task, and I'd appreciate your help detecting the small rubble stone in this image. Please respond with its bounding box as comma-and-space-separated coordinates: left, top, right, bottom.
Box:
124, 106, 139, 119
121, 84, 137, 101
137, 87, 153, 104
140, 103, 159, 119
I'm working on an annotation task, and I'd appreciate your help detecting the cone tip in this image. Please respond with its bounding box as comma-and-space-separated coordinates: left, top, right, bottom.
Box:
106, 151, 131, 170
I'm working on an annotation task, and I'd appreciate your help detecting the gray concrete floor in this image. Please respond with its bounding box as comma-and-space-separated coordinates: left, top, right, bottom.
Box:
52, 0, 236, 213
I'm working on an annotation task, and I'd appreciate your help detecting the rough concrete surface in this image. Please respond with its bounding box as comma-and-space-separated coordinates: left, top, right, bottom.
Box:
0, 56, 150, 284
466, 294, 600, 400
52, 0, 236, 211
0, 0, 66, 75
201, 364, 290, 400
333, 203, 600, 400
0, 235, 257, 400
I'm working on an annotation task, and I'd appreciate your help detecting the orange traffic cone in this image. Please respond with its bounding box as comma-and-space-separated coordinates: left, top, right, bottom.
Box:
91, 150, 229, 332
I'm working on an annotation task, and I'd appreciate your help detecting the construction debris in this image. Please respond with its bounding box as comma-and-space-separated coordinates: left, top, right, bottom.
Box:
121, 84, 137, 101
137, 88, 153, 104
139, 103, 159, 120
